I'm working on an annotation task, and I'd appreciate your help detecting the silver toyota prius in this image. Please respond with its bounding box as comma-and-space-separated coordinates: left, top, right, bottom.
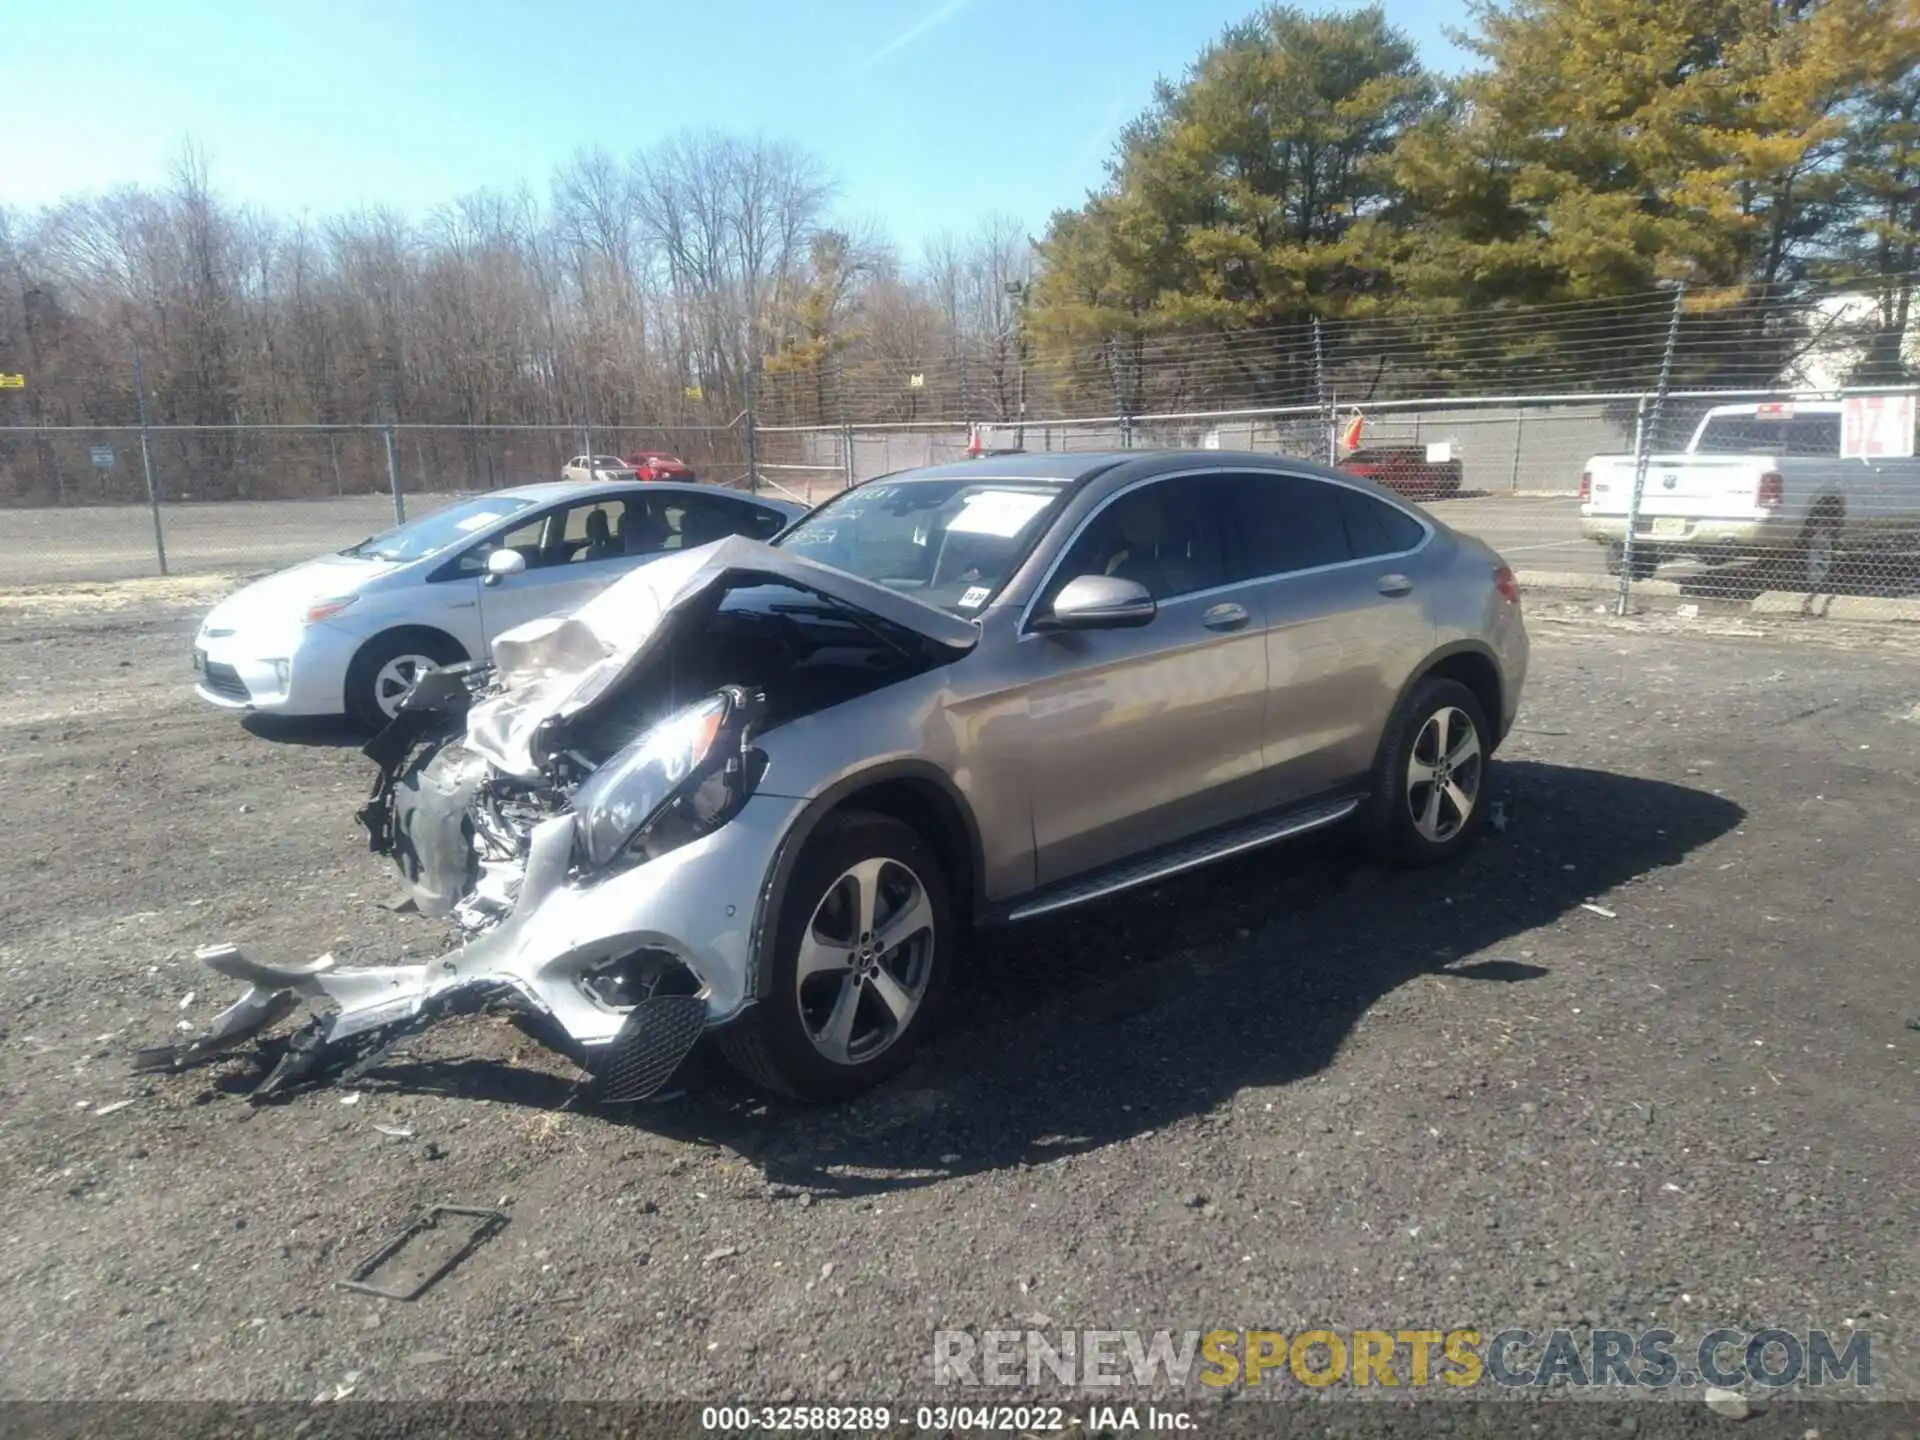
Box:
153, 451, 1528, 1106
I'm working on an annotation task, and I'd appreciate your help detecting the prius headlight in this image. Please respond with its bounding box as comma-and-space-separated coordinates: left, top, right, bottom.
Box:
570, 688, 760, 873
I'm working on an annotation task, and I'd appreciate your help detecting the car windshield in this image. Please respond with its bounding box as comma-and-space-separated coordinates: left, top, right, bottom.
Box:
593, 456, 628, 468
339, 495, 534, 563
773, 477, 1069, 614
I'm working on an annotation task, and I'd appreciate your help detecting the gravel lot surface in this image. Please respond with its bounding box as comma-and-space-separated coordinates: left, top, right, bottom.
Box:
0, 583, 1915, 1420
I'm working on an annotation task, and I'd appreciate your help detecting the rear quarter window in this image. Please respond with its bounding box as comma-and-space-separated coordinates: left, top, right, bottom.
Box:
1337, 487, 1426, 558
1222, 472, 1352, 578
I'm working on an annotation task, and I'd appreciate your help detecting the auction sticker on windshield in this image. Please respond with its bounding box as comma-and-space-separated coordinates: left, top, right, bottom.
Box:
949, 490, 1053, 537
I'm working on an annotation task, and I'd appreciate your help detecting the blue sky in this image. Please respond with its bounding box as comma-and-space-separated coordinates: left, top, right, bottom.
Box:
1, 0, 1473, 250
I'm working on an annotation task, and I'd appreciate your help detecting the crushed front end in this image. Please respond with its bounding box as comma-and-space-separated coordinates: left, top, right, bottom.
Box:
145, 671, 783, 1102
147, 537, 977, 1105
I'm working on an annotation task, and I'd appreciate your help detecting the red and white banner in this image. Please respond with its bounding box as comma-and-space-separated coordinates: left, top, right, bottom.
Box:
1841, 394, 1916, 459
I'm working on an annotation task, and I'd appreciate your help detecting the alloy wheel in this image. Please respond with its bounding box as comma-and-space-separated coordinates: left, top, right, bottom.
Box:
1406, 705, 1483, 844
795, 857, 936, 1066
373, 654, 439, 719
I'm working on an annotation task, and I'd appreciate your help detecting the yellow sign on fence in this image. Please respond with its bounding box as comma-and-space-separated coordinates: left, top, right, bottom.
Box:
0, 373, 24, 389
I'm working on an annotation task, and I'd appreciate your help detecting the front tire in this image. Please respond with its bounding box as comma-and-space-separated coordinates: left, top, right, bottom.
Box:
718, 811, 954, 1103
1363, 677, 1493, 868
344, 630, 466, 729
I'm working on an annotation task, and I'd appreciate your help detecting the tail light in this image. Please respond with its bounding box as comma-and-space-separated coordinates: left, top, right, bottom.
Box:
1578, 471, 1591, 503
1494, 564, 1521, 604
1757, 472, 1784, 508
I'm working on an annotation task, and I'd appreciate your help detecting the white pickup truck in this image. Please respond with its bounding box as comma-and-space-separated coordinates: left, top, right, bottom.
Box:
1579, 400, 1920, 588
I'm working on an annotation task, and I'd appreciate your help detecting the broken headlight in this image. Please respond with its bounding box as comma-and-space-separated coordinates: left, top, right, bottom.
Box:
569, 687, 759, 873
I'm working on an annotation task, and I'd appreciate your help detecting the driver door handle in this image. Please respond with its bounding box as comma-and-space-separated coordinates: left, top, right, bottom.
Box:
1376, 574, 1413, 597
1202, 602, 1251, 632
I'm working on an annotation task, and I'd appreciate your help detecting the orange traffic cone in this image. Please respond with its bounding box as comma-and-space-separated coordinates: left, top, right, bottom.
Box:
1340, 412, 1365, 451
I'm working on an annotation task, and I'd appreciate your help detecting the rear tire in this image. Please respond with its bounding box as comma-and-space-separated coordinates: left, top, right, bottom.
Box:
345, 630, 466, 729
1605, 542, 1658, 579
1362, 677, 1493, 869
718, 811, 954, 1103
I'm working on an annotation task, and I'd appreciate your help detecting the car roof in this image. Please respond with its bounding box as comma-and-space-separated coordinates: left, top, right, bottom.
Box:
1704, 400, 1844, 415
490, 479, 798, 507
888, 451, 1132, 484
874, 448, 1397, 493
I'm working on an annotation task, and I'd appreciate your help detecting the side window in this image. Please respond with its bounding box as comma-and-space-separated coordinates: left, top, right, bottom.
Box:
1046, 479, 1229, 604
1336, 486, 1426, 559
746, 504, 790, 541
558, 499, 630, 563
663, 493, 766, 550
454, 512, 553, 574
1222, 472, 1352, 579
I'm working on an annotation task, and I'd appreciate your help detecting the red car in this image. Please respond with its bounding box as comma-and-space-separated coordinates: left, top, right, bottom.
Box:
1338, 445, 1463, 501
624, 451, 698, 482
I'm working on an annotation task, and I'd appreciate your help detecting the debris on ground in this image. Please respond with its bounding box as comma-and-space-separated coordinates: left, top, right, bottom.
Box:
1704, 1386, 1752, 1420
90, 1099, 138, 1118
1489, 800, 1509, 833
1580, 903, 1618, 919
704, 1245, 739, 1263
336, 1205, 509, 1302
372, 1124, 415, 1140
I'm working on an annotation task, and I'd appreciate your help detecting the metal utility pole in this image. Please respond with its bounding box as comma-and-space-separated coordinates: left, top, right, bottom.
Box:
744, 367, 760, 495
1005, 278, 1029, 449
1312, 317, 1333, 461
132, 345, 168, 576
384, 427, 407, 524
1617, 285, 1686, 616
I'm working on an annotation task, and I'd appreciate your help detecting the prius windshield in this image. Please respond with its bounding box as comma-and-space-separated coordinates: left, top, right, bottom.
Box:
774, 477, 1069, 614
340, 495, 534, 563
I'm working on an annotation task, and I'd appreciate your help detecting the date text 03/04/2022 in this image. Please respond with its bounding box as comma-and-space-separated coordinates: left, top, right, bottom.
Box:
698, 1405, 1196, 1432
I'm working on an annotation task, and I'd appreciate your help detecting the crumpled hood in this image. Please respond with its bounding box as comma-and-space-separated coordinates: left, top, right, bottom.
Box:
201, 554, 398, 632
464, 535, 979, 778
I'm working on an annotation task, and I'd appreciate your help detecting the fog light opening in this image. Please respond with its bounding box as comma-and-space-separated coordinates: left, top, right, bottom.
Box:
581, 947, 702, 1011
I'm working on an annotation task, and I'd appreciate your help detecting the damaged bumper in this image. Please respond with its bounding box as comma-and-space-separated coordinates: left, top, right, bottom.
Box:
146, 794, 801, 1100
155, 539, 979, 1105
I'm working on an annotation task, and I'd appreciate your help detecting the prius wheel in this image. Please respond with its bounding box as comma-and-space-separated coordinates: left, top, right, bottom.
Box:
718, 812, 953, 1103
345, 630, 466, 729
1364, 677, 1492, 868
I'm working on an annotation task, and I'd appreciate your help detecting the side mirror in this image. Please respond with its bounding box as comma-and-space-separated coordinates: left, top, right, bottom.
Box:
1034, 574, 1157, 632
483, 548, 527, 586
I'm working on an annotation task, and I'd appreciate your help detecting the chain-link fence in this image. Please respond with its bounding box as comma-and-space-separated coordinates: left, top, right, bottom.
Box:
4, 280, 1918, 609
759, 385, 1920, 612
0, 421, 750, 584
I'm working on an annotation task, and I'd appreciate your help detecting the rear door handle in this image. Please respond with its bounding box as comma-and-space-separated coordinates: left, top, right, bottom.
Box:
1376, 574, 1413, 597
1202, 602, 1251, 632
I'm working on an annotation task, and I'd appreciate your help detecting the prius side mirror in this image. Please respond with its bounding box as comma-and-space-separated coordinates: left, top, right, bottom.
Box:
483, 548, 527, 586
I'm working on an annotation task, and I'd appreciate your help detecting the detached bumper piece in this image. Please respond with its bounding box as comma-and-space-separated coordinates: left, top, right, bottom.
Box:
593, 993, 710, 1103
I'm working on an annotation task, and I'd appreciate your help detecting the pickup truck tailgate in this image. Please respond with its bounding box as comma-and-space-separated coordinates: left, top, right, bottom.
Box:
1587, 456, 1766, 517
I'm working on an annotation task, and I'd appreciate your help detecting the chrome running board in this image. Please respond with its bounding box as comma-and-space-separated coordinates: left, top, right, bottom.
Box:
1006, 795, 1360, 922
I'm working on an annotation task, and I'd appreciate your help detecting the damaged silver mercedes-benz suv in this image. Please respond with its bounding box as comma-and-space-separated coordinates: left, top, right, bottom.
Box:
148, 450, 1528, 1104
